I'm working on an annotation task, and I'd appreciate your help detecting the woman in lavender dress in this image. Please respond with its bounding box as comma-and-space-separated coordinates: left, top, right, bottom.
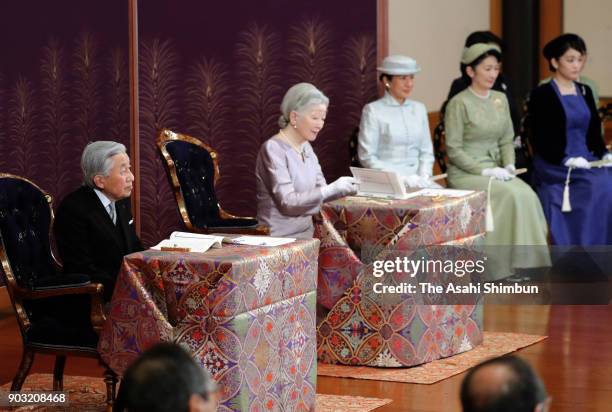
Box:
255, 83, 358, 238
528, 34, 612, 245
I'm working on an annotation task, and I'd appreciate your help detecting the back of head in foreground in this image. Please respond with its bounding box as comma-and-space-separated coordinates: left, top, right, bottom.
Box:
460, 355, 550, 412
114, 342, 216, 412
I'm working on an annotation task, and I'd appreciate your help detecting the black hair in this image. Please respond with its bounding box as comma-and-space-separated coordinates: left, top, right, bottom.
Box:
460, 355, 548, 412
460, 49, 502, 84
114, 343, 214, 412
379, 73, 393, 84
543, 33, 587, 72
465, 31, 505, 50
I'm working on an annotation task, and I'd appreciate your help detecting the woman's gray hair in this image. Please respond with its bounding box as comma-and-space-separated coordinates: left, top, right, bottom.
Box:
278, 82, 329, 128
81, 141, 127, 188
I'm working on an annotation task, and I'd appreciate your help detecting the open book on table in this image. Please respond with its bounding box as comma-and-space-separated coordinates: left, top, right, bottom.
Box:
349, 167, 411, 199
151, 231, 295, 253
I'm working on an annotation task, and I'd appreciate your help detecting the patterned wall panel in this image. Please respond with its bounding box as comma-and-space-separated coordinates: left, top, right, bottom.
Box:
0, 0, 129, 205
138, 0, 378, 245
0, 1, 377, 249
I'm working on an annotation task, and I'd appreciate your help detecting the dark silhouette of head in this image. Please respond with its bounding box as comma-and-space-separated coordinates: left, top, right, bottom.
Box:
461, 355, 550, 412
114, 342, 216, 412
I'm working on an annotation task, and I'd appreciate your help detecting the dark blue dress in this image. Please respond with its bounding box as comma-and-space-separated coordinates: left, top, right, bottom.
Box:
533, 81, 612, 245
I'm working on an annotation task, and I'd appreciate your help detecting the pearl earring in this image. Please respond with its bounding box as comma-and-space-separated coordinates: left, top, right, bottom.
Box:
292, 123, 297, 129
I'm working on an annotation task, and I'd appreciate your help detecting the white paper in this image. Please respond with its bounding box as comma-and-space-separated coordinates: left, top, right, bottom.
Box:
589, 159, 612, 168
413, 188, 474, 197
230, 235, 295, 247
150, 231, 224, 253
350, 167, 409, 199
150, 231, 295, 252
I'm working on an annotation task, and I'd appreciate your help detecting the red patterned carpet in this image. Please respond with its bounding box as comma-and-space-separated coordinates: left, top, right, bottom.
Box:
0, 374, 392, 412
317, 331, 547, 384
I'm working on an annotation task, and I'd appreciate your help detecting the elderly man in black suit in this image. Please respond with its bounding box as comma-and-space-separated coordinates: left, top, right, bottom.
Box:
55, 141, 143, 301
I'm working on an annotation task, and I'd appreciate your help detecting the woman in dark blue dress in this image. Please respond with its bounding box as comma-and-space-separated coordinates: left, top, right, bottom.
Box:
528, 34, 612, 245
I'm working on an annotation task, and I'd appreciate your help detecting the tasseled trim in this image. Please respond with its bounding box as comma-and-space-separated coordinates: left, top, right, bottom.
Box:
562, 167, 573, 213
486, 176, 495, 232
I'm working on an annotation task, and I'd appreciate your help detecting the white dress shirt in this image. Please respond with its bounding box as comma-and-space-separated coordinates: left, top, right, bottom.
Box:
94, 188, 116, 224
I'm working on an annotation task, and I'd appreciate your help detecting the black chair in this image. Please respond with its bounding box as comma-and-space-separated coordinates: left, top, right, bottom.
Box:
520, 96, 535, 161
432, 101, 451, 175
432, 120, 448, 174
599, 102, 612, 121
0, 173, 117, 411
348, 126, 361, 167
600, 103, 612, 150
157, 129, 268, 235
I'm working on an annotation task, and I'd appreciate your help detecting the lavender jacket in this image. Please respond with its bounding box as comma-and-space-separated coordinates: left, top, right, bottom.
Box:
255, 136, 327, 238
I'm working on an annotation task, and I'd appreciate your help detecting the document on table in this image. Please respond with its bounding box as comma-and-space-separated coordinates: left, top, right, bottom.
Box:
151, 231, 296, 252
151, 231, 225, 253
350, 167, 411, 199
411, 188, 475, 197
589, 159, 612, 168
229, 235, 295, 247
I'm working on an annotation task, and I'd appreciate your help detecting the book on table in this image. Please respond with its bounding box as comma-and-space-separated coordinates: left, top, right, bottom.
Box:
151, 231, 295, 253
350, 167, 412, 199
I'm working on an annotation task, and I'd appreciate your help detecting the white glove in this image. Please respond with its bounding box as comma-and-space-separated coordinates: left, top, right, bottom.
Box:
321, 176, 358, 199
602, 153, 612, 167
564, 157, 591, 169
504, 164, 516, 174
418, 175, 433, 188
402, 174, 428, 188
482, 167, 514, 181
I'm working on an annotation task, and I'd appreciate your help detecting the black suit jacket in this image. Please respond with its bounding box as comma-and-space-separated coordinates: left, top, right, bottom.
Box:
527, 81, 605, 165
54, 186, 143, 300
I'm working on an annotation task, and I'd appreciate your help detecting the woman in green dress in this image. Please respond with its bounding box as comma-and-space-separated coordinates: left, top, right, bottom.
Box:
444, 43, 549, 272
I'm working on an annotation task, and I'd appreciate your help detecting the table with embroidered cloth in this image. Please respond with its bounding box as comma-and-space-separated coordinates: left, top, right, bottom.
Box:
314, 192, 487, 367
97, 239, 319, 412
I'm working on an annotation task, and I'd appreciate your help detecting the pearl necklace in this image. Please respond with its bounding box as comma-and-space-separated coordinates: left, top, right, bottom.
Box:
468, 86, 490, 99
278, 129, 307, 162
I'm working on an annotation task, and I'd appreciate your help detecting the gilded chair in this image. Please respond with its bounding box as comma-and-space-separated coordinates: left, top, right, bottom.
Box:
0, 174, 117, 411
157, 129, 269, 235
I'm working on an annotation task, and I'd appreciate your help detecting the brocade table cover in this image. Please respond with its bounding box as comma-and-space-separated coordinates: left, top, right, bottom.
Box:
98, 239, 319, 412
314, 193, 486, 367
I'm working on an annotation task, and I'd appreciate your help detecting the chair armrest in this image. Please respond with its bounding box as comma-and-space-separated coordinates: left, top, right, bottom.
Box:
208, 225, 270, 236
13, 283, 107, 333
252, 225, 270, 235
218, 205, 270, 235
14, 283, 103, 299
218, 205, 254, 221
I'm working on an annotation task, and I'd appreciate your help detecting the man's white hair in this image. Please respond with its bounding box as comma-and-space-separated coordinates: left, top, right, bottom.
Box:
81, 141, 127, 188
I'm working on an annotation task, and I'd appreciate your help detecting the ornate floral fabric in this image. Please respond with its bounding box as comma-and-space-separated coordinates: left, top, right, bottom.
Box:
314, 193, 486, 309
314, 193, 486, 367
98, 239, 319, 411
317, 331, 547, 384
